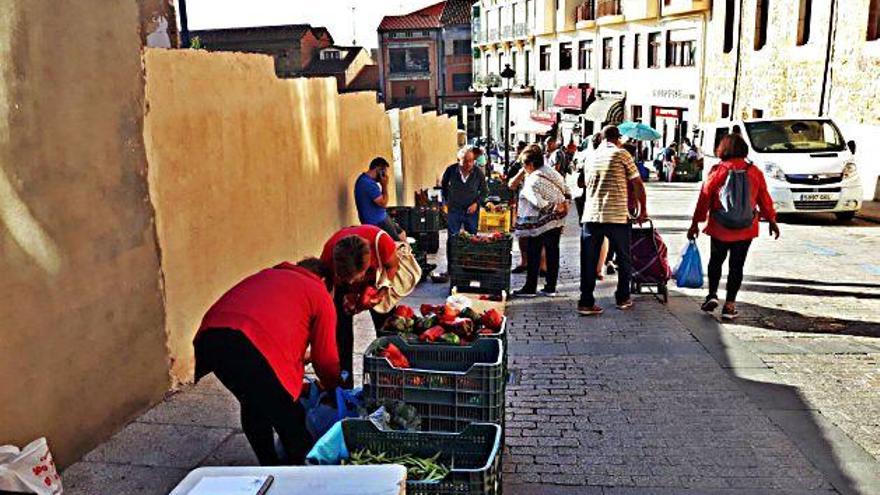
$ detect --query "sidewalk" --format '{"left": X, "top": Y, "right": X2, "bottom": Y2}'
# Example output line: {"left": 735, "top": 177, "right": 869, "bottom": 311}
{"left": 858, "top": 201, "right": 880, "bottom": 223}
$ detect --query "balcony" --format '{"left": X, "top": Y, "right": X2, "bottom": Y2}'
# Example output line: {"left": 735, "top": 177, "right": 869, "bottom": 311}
{"left": 488, "top": 28, "right": 499, "bottom": 42}
{"left": 575, "top": 1, "right": 596, "bottom": 29}
{"left": 596, "top": 0, "right": 624, "bottom": 25}
{"left": 390, "top": 97, "right": 432, "bottom": 108}
{"left": 501, "top": 24, "right": 512, "bottom": 39}
{"left": 472, "top": 31, "right": 484, "bottom": 44}
{"left": 514, "top": 22, "right": 528, "bottom": 38}
{"left": 473, "top": 73, "right": 502, "bottom": 89}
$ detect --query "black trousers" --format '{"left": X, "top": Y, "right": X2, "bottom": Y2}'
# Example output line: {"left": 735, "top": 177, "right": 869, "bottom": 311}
{"left": 523, "top": 227, "right": 562, "bottom": 292}
{"left": 707, "top": 237, "right": 752, "bottom": 303}
{"left": 194, "top": 329, "right": 310, "bottom": 466}
{"left": 580, "top": 222, "right": 632, "bottom": 307}
{"left": 333, "top": 289, "right": 392, "bottom": 389}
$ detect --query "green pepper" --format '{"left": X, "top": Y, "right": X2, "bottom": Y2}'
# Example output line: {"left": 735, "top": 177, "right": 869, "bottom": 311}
{"left": 441, "top": 333, "right": 461, "bottom": 345}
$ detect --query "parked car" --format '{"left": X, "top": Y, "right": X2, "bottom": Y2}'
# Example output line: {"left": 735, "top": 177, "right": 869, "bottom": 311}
{"left": 697, "top": 117, "right": 862, "bottom": 221}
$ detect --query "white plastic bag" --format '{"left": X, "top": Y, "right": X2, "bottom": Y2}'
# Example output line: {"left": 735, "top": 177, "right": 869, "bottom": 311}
{"left": 0, "top": 438, "right": 63, "bottom": 494}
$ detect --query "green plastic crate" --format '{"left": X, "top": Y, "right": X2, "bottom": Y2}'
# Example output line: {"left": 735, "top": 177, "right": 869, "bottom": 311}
{"left": 364, "top": 336, "right": 505, "bottom": 432}
{"left": 341, "top": 419, "right": 502, "bottom": 495}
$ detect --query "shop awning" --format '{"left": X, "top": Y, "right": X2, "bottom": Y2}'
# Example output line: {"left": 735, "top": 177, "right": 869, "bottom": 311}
{"left": 514, "top": 118, "right": 554, "bottom": 135}
{"left": 584, "top": 97, "right": 625, "bottom": 125}
{"left": 552, "top": 86, "right": 585, "bottom": 110}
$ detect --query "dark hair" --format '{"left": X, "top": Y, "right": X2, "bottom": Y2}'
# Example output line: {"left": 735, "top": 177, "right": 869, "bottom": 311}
{"left": 591, "top": 133, "right": 603, "bottom": 149}
{"left": 369, "top": 157, "right": 389, "bottom": 170}
{"left": 332, "top": 235, "right": 370, "bottom": 282}
{"left": 520, "top": 144, "right": 545, "bottom": 169}
{"left": 716, "top": 133, "right": 749, "bottom": 160}
{"left": 516, "top": 141, "right": 527, "bottom": 152}
{"left": 297, "top": 257, "right": 332, "bottom": 290}
{"left": 602, "top": 125, "right": 621, "bottom": 142}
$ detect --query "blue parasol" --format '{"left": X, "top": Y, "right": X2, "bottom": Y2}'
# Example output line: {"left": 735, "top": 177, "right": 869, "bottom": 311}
{"left": 618, "top": 121, "right": 661, "bottom": 141}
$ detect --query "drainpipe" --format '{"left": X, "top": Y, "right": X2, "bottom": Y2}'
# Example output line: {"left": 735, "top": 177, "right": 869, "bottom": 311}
{"left": 818, "top": 0, "right": 837, "bottom": 116}
{"left": 729, "top": 0, "right": 744, "bottom": 120}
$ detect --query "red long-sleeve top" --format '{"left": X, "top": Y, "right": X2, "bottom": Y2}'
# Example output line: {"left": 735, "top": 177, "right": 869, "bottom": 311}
{"left": 195, "top": 263, "right": 340, "bottom": 400}
{"left": 693, "top": 159, "right": 777, "bottom": 242}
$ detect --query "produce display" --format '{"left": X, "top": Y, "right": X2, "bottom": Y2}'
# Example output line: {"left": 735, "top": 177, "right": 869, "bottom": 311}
{"left": 378, "top": 342, "right": 410, "bottom": 368}
{"left": 456, "top": 231, "right": 511, "bottom": 244}
{"left": 344, "top": 450, "right": 450, "bottom": 482}
{"left": 381, "top": 304, "right": 504, "bottom": 345}
{"left": 360, "top": 398, "right": 421, "bottom": 431}
{"left": 483, "top": 202, "right": 509, "bottom": 213}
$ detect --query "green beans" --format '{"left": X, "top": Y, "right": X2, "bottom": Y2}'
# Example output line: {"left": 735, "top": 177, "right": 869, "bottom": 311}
{"left": 344, "top": 449, "right": 450, "bottom": 482}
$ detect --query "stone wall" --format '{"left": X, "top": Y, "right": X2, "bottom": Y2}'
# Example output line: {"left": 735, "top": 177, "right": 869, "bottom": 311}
{"left": 0, "top": 0, "right": 169, "bottom": 466}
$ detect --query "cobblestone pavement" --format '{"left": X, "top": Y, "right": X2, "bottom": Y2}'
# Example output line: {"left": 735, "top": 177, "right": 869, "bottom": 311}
{"left": 503, "top": 182, "right": 880, "bottom": 495}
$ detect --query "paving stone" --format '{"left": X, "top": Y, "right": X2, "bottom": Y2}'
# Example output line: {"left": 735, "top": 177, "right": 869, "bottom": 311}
{"left": 198, "top": 433, "right": 259, "bottom": 467}
{"left": 62, "top": 462, "right": 187, "bottom": 495}
{"left": 83, "top": 422, "right": 232, "bottom": 468}
{"left": 138, "top": 389, "right": 241, "bottom": 429}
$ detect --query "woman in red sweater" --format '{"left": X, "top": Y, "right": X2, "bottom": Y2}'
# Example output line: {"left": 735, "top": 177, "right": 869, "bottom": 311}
{"left": 687, "top": 133, "right": 781, "bottom": 320}
{"left": 193, "top": 258, "right": 341, "bottom": 466}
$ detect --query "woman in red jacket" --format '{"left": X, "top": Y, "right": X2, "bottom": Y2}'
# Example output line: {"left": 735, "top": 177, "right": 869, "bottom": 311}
{"left": 193, "top": 258, "right": 341, "bottom": 466}
{"left": 687, "top": 133, "right": 781, "bottom": 320}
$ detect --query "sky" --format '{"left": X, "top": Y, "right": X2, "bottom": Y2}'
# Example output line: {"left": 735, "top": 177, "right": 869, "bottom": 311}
{"left": 180, "top": 0, "right": 442, "bottom": 49}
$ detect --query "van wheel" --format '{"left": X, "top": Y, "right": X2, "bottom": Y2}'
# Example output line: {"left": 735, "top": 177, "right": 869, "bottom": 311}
{"left": 835, "top": 211, "right": 856, "bottom": 222}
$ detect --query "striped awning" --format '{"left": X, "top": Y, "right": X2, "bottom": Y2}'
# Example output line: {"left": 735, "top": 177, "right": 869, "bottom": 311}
{"left": 584, "top": 97, "right": 625, "bottom": 125}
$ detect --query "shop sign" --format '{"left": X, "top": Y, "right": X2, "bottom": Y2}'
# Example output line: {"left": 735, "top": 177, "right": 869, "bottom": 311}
{"left": 559, "top": 113, "right": 580, "bottom": 124}
{"left": 652, "top": 89, "right": 696, "bottom": 100}
{"left": 654, "top": 108, "right": 681, "bottom": 118}
{"left": 444, "top": 103, "right": 460, "bottom": 110}
{"left": 529, "top": 110, "right": 557, "bottom": 124}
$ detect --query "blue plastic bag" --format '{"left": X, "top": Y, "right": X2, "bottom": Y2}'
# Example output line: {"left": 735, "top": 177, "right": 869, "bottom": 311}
{"left": 305, "top": 421, "right": 349, "bottom": 465}
{"left": 674, "top": 240, "right": 704, "bottom": 288}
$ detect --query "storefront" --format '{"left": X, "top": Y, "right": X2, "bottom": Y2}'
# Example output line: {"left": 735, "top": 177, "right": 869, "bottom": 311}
{"left": 551, "top": 85, "right": 593, "bottom": 146}
{"left": 651, "top": 106, "right": 691, "bottom": 149}
{"left": 584, "top": 90, "right": 625, "bottom": 135}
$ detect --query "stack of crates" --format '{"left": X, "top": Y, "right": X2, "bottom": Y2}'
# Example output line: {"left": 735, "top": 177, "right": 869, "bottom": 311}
{"left": 486, "top": 178, "right": 513, "bottom": 204}
{"left": 387, "top": 205, "right": 441, "bottom": 273}
{"left": 448, "top": 235, "right": 513, "bottom": 296}
{"left": 478, "top": 208, "right": 512, "bottom": 234}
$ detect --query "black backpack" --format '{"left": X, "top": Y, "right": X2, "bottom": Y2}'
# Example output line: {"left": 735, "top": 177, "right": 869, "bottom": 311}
{"left": 712, "top": 164, "right": 756, "bottom": 229}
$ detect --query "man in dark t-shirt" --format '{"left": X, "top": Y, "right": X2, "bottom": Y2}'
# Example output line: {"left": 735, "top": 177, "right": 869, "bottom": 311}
{"left": 354, "top": 157, "right": 405, "bottom": 241}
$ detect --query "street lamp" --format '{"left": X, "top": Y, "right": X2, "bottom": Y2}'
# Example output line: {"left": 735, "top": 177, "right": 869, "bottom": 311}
{"left": 500, "top": 64, "right": 516, "bottom": 170}
{"left": 483, "top": 86, "right": 495, "bottom": 146}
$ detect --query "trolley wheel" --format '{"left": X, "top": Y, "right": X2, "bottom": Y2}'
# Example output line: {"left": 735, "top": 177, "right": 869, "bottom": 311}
{"left": 659, "top": 283, "right": 669, "bottom": 304}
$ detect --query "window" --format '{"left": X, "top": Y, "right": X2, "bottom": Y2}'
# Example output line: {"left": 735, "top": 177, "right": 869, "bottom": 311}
{"left": 634, "top": 34, "right": 641, "bottom": 68}
{"left": 618, "top": 35, "right": 625, "bottom": 69}
{"left": 868, "top": 0, "right": 880, "bottom": 41}
{"left": 539, "top": 45, "right": 551, "bottom": 70}
{"left": 453, "top": 39, "right": 471, "bottom": 55}
{"left": 744, "top": 119, "right": 847, "bottom": 153}
{"left": 525, "top": 49, "right": 531, "bottom": 81}
{"left": 755, "top": 0, "right": 769, "bottom": 50}
{"left": 752, "top": 108, "right": 764, "bottom": 118}
{"left": 723, "top": 0, "right": 735, "bottom": 53}
{"left": 452, "top": 73, "right": 472, "bottom": 92}
{"left": 559, "top": 42, "right": 573, "bottom": 70}
{"left": 602, "top": 37, "right": 613, "bottom": 69}
{"left": 721, "top": 103, "right": 730, "bottom": 118}
{"left": 485, "top": 54, "right": 492, "bottom": 74}
{"left": 389, "top": 47, "right": 430, "bottom": 73}
{"left": 405, "top": 85, "right": 416, "bottom": 97}
{"left": 713, "top": 127, "right": 730, "bottom": 155}
{"left": 667, "top": 30, "right": 696, "bottom": 67}
{"left": 648, "top": 32, "right": 661, "bottom": 68}
{"left": 322, "top": 50, "right": 341, "bottom": 60}
{"left": 512, "top": 51, "right": 518, "bottom": 77}
{"left": 796, "top": 0, "right": 812, "bottom": 45}
{"left": 631, "top": 105, "right": 643, "bottom": 122}
{"left": 578, "top": 40, "right": 593, "bottom": 69}
{"left": 498, "top": 55, "right": 503, "bottom": 74}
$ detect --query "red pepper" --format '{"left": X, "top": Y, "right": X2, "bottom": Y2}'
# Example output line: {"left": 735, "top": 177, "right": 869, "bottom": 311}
{"left": 381, "top": 343, "right": 410, "bottom": 368}
{"left": 420, "top": 304, "right": 444, "bottom": 316}
{"left": 394, "top": 305, "right": 415, "bottom": 319}
{"left": 419, "top": 326, "right": 446, "bottom": 343}
{"left": 480, "top": 309, "right": 504, "bottom": 331}
{"left": 358, "top": 286, "right": 381, "bottom": 310}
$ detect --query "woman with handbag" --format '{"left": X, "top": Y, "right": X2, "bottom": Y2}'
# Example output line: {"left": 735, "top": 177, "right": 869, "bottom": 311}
{"left": 512, "top": 144, "right": 572, "bottom": 298}
{"left": 320, "top": 225, "right": 420, "bottom": 387}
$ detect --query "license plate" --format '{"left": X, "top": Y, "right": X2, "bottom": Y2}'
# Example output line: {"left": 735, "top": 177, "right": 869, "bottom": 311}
{"left": 797, "top": 193, "right": 837, "bottom": 201}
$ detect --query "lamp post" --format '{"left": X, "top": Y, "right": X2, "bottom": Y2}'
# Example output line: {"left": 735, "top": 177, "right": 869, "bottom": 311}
{"left": 500, "top": 64, "right": 516, "bottom": 169}
{"left": 483, "top": 86, "right": 494, "bottom": 146}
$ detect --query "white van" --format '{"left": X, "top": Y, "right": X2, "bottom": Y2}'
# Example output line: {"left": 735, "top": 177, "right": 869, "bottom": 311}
{"left": 698, "top": 118, "right": 863, "bottom": 221}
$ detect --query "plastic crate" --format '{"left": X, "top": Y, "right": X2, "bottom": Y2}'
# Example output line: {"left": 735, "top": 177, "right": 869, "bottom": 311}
{"left": 364, "top": 336, "right": 505, "bottom": 432}
{"left": 449, "top": 236, "right": 513, "bottom": 271}
{"left": 478, "top": 209, "right": 512, "bottom": 233}
{"left": 387, "top": 207, "right": 412, "bottom": 232}
{"left": 376, "top": 317, "right": 507, "bottom": 348}
{"left": 414, "top": 231, "right": 440, "bottom": 254}
{"left": 449, "top": 267, "right": 511, "bottom": 296}
{"left": 341, "top": 419, "right": 502, "bottom": 495}
{"left": 487, "top": 178, "right": 513, "bottom": 202}
{"left": 410, "top": 205, "right": 441, "bottom": 233}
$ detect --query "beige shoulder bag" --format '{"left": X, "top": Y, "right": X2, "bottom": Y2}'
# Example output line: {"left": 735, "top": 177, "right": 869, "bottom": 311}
{"left": 373, "top": 233, "right": 422, "bottom": 314}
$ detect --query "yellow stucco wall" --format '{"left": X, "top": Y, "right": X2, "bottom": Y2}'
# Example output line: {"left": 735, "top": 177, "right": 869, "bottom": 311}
{"left": 142, "top": 49, "right": 400, "bottom": 383}
{"left": 0, "top": 1, "right": 170, "bottom": 466}
{"left": 398, "top": 107, "right": 459, "bottom": 206}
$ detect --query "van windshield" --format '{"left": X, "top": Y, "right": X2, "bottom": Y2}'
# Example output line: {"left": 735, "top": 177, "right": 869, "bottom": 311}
{"left": 744, "top": 120, "right": 846, "bottom": 153}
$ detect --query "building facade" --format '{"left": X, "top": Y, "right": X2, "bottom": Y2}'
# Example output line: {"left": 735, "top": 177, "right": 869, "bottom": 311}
{"left": 378, "top": 1, "right": 479, "bottom": 135}
{"left": 191, "top": 25, "right": 333, "bottom": 78}
{"left": 702, "top": 0, "right": 880, "bottom": 198}
{"left": 473, "top": 0, "right": 710, "bottom": 150}
{"left": 300, "top": 45, "right": 379, "bottom": 93}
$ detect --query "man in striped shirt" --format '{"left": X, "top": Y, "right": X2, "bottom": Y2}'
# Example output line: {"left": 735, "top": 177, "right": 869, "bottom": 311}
{"left": 578, "top": 125, "right": 648, "bottom": 316}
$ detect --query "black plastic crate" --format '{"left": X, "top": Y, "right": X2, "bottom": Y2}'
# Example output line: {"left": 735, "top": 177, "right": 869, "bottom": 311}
{"left": 341, "top": 419, "right": 502, "bottom": 495}
{"left": 449, "top": 266, "right": 511, "bottom": 295}
{"left": 411, "top": 205, "right": 441, "bottom": 233}
{"left": 414, "top": 231, "right": 440, "bottom": 254}
{"left": 387, "top": 206, "right": 412, "bottom": 232}
{"left": 376, "top": 317, "right": 507, "bottom": 348}
{"left": 364, "top": 336, "right": 505, "bottom": 432}
{"left": 487, "top": 178, "right": 513, "bottom": 203}
{"left": 449, "top": 236, "right": 513, "bottom": 271}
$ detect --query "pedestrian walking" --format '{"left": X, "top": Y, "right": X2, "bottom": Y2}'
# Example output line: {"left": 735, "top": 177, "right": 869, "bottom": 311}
{"left": 193, "top": 258, "right": 341, "bottom": 465}
{"left": 663, "top": 142, "right": 678, "bottom": 182}
{"left": 320, "top": 225, "right": 399, "bottom": 388}
{"left": 544, "top": 136, "right": 571, "bottom": 176}
{"left": 441, "top": 145, "right": 488, "bottom": 237}
{"left": 578, "top": 125, "right": 648, "bottom": 316}
{"left": 354, "top": 157, "right": 406, "bottom": 241}
{"left": 512, "top": 144, "right": 571, "bottom": 298}
{"left": 687, "top": 133, "right": 780, "bottom": 320}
